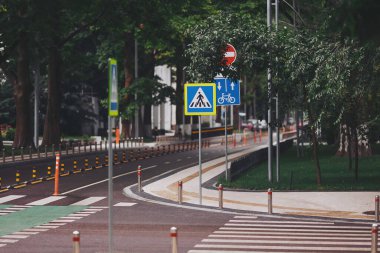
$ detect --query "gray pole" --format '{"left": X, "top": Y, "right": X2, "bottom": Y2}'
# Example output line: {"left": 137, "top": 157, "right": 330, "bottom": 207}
{"left": 134, "top": 39, "right": 139, "bottom": 138}
{"left": 224, "top": 106, "right": 229, "bottom": 181}
{"left": 275, "top": 97, "right": 280, "bottom": 182}
{"left": 34, "top": 65, "right": 40, "bottom": 147}
{"left": 267, "top": 0, "right": 273, "bottom": 182}
{"left": 198, "top": 116, "right": 202, "bottom": 205}
{"left": 108, "top": 116, "right": 113, "bottom": 253}
{"left": 275, "top": 0, "right": 280, "bottom": 182}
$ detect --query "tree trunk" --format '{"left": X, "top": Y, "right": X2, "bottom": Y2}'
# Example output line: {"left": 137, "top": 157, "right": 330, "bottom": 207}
{"left": 42, "top": 45, "right": 61, "bottom": 146}
{"left": 13, "top": 30, "right": 34, "bottom": 148}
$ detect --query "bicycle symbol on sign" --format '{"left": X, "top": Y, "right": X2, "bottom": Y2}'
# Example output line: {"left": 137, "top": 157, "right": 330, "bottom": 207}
{"left": 218, "top": 93, "right": 235, "bottom": 104}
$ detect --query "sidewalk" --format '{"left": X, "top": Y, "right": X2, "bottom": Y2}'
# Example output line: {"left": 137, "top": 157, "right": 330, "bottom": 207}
{"left": 137, "top": 145, "right": 378, "bottom": 221}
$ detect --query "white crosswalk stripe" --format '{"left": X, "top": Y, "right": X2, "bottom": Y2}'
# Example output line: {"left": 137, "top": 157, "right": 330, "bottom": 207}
{"left": 188, "top": 215, "right": 376, "bottom": 253}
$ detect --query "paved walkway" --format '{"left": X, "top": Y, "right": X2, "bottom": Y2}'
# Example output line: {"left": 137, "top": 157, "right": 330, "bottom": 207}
{"left": 142, "top": 145, "right": 379, "bottom": 221}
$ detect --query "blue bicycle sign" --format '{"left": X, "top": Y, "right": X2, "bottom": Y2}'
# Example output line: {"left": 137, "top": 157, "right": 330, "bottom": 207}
{"left": 214, "top": 77, "right": 240, "bottom": 106}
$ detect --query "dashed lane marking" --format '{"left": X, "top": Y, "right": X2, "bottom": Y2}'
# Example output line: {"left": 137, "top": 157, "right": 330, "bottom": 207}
{"left": 27, "top": 196, "right": 66, "bottom": 206}
{"left": 0, "top": 195, "right": 25, "bottom": 204}
{"left": 70, "top": 197, "right": 106, "bottom": 206}
{"left": 114, "top": 202, "right": 137, "bottom": 207}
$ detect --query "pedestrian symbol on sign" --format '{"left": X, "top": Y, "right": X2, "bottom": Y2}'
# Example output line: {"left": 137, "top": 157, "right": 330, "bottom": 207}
{"left": 189, "top": 88, "right": 211, "bottom": 108}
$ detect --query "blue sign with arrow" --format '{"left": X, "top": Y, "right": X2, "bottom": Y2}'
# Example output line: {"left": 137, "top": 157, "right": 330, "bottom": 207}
{"left": 214, "top": 77, "right": 240, "bottom": 106}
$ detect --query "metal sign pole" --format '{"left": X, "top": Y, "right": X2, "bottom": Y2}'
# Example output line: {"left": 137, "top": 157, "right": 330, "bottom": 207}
{"left": 224, "top": 106, "right": 228, "bottom": 181}
{"left": 107, "top": 58, "right": 118, "bottom": 253}
{"left": 198, "top": 115, "right": 202, "bottom": 205}
{"left": 108, "top": 116, "right": 113, "bottom": 253}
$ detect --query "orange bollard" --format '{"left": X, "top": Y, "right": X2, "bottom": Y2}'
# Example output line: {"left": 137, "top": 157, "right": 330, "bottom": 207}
{"left": 115, "top": 128, "right": 120, "bottom": 145}
{"left": 53, "top": 153, "right": 60, "bottom": 196}
{"left": 259, "top": 129, "right": 262, "bottom": 143}
{"left": 253, "top": 130, "right": 257, "bottom": 143}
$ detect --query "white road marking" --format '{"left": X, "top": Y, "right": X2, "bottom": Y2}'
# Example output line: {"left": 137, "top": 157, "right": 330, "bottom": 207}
{"left": 68, "top": 213, "right": 90, "bottom": 217}
{"left": 189, "top": 250, "right": 290, "bottom": 253}
{"left": 0, "top": 244, "right": 6, "bottom": 247}
{"left": 70, "top": 197, "right": 106, "bottom": 206}
{"left": 114, "top": 202, "right": 137, "bottom": 207}
{"left": 51, "top": 219, "right": 75, "bottom": 223}
{"left": 194, "top": 244, "right": 370, "bottom": 251}
{"left": 219, "top": 227, "right": 369, "bottom": 233}
{"left": 27, "top": 196, "right": 66, "bottom": 206}
{"left": 202, "top": 238, "right": 373, "bottom": 245}
{"left": 23, "top": 228, "right": 48, "bottom": 232}
{"left": 1, "top": 235, "right": 29, "bottom": 239}
{"left": 13, "top": 231, "right": 39, "bottom": 235}
{"left": 233, "top": 216, "right": 257, "bottom": 219}
{"left": 0, "top": 195, "right": 25, "bottom": 204}
{"left": 228, "top": 220, "right": 333, "bottom": 224}
{"left": 61, "top": 216, "right": 82, "bottom": 220}
{"left": 213, "top": 230, "right": 370, "bottom": 237}
{"left": 209, "top": 234, "right": 372, "bottom": 240}
{"left": 34, "top": 225, "right": 59, "bottom": 229}
{"left": 60, "top": 165, "right": 157, "bottom": 195}
{"left": 45, "top": 223, "right": 66, "bottom": 226}
{"left": 224, "top": 223, "right": 369, "bottom": 230}
{"left": 0, "top": 239, "right": 18, "bottom": 243}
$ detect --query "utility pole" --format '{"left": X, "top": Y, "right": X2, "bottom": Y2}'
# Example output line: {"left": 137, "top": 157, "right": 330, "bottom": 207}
{"left": 267, "top": 0, "right": 273, "bottom": 183}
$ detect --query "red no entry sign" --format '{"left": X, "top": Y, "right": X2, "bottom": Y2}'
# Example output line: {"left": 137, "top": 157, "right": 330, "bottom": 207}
{"left": 223, "top": 43, "right": 237, "bottom": 66}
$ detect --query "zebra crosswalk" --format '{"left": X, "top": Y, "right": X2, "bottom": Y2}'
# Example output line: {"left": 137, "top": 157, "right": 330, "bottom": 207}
{"left": 188, "top": 215, "right": 377, "bottom": 253}
{"left": 0, "top": 194, "right": 137, "bottom": 207}
{"left": 0, "top": 194, "right": 137, "bottom": 249}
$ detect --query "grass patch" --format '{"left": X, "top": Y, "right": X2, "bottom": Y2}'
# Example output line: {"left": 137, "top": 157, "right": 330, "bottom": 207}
{"left": 219, "top": 144, "right": 380, "bottom": 191}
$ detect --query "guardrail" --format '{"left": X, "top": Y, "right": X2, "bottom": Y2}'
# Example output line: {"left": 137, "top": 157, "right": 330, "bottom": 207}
{"left": 0, "top": 140, "right": 211, "bottom": 192}
{"left": 0, "top": 138, "right": 144, "bottom": 164}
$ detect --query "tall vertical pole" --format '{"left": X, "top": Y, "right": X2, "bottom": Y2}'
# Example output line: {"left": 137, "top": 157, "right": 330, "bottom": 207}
{"left": 34, "top": 64, "right": 40, "bottom": 147}
{"left": 267, "top": 0, "right": 273, "bottom": 182}
{"left": 134, "top": 39, "right": 139, "bottom": 138}
{"left": 275, "top": 0, "right": 280, "bottom": 183}
{"left": 198, "top": 116, "right": 202, "bottom": 205}
{"left": 224, "top": 106, "right": 229, "bottom": 181}
{"left": 275, "top": 97, "right": 280, "bottom": 182}
{"left": 108, "top": 116, "right": 113, "bottom": 253}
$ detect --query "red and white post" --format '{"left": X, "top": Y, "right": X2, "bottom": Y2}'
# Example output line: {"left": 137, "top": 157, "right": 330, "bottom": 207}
{"left": 218, "top": 184, "right": 223, "bottom": 209}
{"left": 371, "top": 224, "right": 378, "bottom": 253}
{"left": 137, "top": 165, "right": 142, "bottom": 192}
{"left": 53, "top": 153, "right": 60, "bottom": 196}
{"left": 72, "top": 230, "right": 80, "bottom": 253}
{"left": 375, "top": 195, "right": 379, "bottom": 222}
{"left": 170, "top": 227, "right": 178, "bottom": 253}
{"left": 268, "top": 188, "right": 273, "bottom": 214}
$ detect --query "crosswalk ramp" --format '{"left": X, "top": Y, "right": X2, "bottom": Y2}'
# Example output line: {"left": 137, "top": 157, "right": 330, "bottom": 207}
{"left": 188, "top": 215, "right": 377, "bottom": 253}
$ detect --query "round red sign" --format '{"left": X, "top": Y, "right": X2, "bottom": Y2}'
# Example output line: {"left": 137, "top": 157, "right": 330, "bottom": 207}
{"left": 223, "top": 43, "right": 237, "bottom": 66}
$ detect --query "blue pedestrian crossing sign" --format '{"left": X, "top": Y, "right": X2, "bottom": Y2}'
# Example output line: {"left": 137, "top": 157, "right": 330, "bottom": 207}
{"left": 214, "top": 77, "right": 240, "bottom": 106}
{"left": 184, "top": 83, "right": 216, "bottom": 116}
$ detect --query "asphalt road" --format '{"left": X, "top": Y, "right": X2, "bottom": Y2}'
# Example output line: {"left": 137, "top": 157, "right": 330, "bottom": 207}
{"left": 0, "top": 139, "right": 375, "bottom": 253}
{"left": 0, "top": 143, "right": 238, "bottom": 252}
